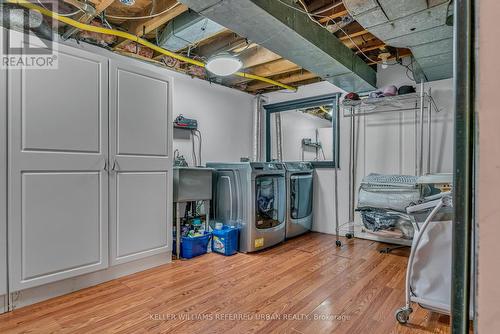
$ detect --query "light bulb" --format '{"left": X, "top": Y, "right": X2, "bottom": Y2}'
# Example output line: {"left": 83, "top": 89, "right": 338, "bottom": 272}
{"left": 206, "top": 53, "right": 243, "bottom": 76}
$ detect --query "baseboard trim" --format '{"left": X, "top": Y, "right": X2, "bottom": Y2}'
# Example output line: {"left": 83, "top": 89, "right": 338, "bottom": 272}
{"left": 10, "top": 252, "right": 171, "bottom": 310}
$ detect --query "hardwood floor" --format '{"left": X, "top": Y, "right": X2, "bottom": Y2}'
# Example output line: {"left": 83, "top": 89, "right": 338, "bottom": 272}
{"left": 0, "top": 233, "right": 454, "bottom": 334}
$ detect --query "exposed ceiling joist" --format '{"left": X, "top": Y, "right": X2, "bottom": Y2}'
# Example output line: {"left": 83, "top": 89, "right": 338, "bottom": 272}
{"left": 228, "top": 58, "right": 300, "bottom": 85}
{"left": 178, "top": 0, "right": 376, "bottom": 91}
{"left": 89, "top": 0, "right": 115, "bottom": 13}
{"left": 62, "top": 0, "right": 115, "bottom": 39}
{"left": 194, "top": 33, "right": 247, "bottom": 57}
{"left": 247, "top": 70, "right": 317, "bottom": 91}
{"left": 245, "top": 58, "right": 300, "bottom": 78}
{"left": 114, "top": 1, "right": 188, "bottom": 49}
{"left": 318, "top": 9, "right": 348, "bottom": 23}
{"left": 239, "top": 46, "right": 282, "bottom": 68}
{"left": 307, "top": 0, "right": 343, "bottom": 13}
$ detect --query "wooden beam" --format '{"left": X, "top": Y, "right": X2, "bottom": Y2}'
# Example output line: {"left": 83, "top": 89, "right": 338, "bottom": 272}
{"left": 341, "top": 33, "right": 376, "bottom": 49}
{"left": 229, "top": 58, "right": 300, "bottom": 85}
{"left": 308, "top": 0, "right": 343, "bottom": 13}
{"left": 339, "top": 29, "right": 369, "bottom": 41}
{"left": 114, "top": 1, "right": 188, "bottom": 49}
{"left": 247, "top": 70, "right": 317, "bottom": 91}
{"left": 194, "top": 33, "right": 246, "bottom": 57}
{"left": 61, "top": 0, "right": 115, "bottom": 39}
{"left": 240, "top": 46, "right": 282, "bottom": 68}
{"left": 83, "top": 0, "right": 114, "bottom": 13}
{"left": 246, "top": 59, "right": 300, "bottom": 78}
{"left": 355, "top": 42, "right": 386, "bottom": 54}
{"left": 318, "top": 9, "right": 348, "bottom": 24}
{"left": 94, "top": 0, "right": 115, "bottom": 13}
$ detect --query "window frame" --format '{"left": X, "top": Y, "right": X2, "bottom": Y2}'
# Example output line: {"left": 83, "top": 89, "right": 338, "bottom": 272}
{"left": 263, "top": 93, "right": 341, "bottom": 168}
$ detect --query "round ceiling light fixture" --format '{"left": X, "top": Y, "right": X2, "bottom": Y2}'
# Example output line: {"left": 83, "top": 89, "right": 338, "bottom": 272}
{"left": 205, "top": 53, "right": 243, "bottom": 76}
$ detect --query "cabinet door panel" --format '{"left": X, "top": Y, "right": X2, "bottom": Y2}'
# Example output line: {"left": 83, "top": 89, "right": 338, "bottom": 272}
{"left": 8, "top": 43, "right": 109, "bottom": 291}
{"left": 0, "top": 52, "right": 7, "bottom": 308}
{"left": 21, "top": 172, "right": 102, "bottom": 280}
{"left": 109, "top": 59, "right": 172, "bottom": 265}
{"left": 116, "top": 172, "right": 168, "bottom": 259}
{"left": 116, "top": 70, "right": 169, "bottom": 157}
{"left": 22, "top": 52, "right": 101, "bottom": 153}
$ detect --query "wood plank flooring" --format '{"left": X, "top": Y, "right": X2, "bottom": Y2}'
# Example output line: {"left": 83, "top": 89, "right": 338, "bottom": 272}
{"left": 0, "top": 233, "right": 455, "bottom": 334}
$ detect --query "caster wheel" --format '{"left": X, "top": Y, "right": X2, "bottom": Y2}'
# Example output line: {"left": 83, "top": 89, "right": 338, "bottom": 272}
{"left": 395, "top": 307, "right": 412, "bottom": 324}
{"left": 345, "top": 233, "right": 353, "bottom": 239}
{"left": 336, "top": 240, "right": 342, "bottom": 247}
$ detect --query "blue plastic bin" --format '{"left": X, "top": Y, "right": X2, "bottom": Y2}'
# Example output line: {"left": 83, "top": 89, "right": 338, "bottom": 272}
{"left": 212, "top": 226, "right": 239, "bottom": 256}
{"left": 174, "top": 232, "right": 212, "bottom": 259}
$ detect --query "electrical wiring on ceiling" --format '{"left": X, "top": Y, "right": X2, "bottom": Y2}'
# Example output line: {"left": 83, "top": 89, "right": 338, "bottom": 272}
{"left": 36, "top": 0, "right": 81, "bottom": 17}
{"left": 312, "top": 1, "right": 344, "bottom": 15}
{"left": 7, "top": 0, "right": 297, "bottom": 91}
{"left": 105, "top": 2, "right": 180, "bottom": 20}
{"left": 276, "top": 0, "right": 400, "bottom": 66}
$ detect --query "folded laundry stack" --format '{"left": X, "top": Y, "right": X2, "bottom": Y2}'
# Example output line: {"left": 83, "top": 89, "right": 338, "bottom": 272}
{"left": 357, "top": 173, "right": 431, "bottom": 239}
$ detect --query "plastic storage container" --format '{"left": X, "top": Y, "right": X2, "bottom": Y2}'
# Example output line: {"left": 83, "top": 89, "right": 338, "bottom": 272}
{"left": 174, "top": 232, "right": 212, "bottom": 259}
{"left": 212, "top": 225, "right": 240, "bottom": 256}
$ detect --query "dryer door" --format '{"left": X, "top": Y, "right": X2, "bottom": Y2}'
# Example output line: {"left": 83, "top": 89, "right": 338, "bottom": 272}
{"left": 290, "top": 174, "right": 313, "bottom": 220}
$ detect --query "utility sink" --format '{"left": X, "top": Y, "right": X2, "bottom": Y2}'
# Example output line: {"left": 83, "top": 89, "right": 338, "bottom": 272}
{"left": 173, "top": 167, "right": 214, "bottom": 202}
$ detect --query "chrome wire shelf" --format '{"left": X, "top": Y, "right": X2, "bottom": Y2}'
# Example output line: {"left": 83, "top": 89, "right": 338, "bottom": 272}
{"left": 342, "top": 92, "right": 436, "bottom": 117}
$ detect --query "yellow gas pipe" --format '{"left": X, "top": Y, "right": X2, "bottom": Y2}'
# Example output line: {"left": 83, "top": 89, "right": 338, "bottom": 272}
{"left": 6, "top": 0, "right": 297, "bottom": 92}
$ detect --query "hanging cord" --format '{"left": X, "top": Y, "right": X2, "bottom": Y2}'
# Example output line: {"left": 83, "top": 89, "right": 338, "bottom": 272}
{"left": 36, "top": 0, "right": 81, "bottom": 16}
{"left": 190, "top": 130, "right": 198, "bottom": 166}
{"left": 191, "top": 130, "right": 202, "bottom": 166}
{"left": 194, "top": 129, "right": 203, "bottom": 166}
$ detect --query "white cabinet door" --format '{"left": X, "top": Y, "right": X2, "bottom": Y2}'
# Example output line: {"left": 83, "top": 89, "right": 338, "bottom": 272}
{"left": 8, "top": 44, "right": 109, "bottom": 291}
{"left": 0, "top": 56, "right": 7, "bottom": 310}
{"left": 109, "top": 59, "right": 172, "bottom": 265}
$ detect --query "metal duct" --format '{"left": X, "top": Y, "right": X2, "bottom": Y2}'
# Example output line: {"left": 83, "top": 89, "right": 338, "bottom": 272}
{"left": 343, "top": 0, "right": 453, "bottom": 81}
{"left": 158, "top": 10, "right": 226, "bottom": 52}
{"left": 178, "top": 0, "right": 376, "bottom": 92}
{"left": 0, "top": 4, "right": 53, "bottom": 41}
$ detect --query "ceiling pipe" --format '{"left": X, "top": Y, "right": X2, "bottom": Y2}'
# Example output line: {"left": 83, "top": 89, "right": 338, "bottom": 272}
{"left": 6, "top": 0, "right": 297, "bottom": 92}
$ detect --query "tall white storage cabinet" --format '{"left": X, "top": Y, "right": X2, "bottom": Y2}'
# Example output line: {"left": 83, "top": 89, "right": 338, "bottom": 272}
{"left": 4, "top": 33, "right": 173, "bottom": 307}
{"left": 7, "top": 44, "right": 110, "bottom": 291}
{"left": 109, "top": 60, "right": 173, "bottom": 265}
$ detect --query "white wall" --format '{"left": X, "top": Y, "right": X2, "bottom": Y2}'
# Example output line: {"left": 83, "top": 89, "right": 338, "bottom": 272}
{"left": 171, "top": 75, "right": 254, "bottom": 166}
{"left": 264, "top": 63, "right": 454, "bottom": 235}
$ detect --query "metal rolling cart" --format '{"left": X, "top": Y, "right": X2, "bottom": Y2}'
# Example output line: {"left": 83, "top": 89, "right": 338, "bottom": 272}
{"left": 338, "top": 82, "right": 440, "bottom": 246}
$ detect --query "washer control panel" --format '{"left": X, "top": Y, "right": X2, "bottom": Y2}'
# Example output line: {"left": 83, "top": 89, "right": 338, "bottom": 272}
{"left": 284, "top": 162, "right": 314, "bottom": 172}
{"left": 251, "top": 162, "right": 285, "bottom": 171}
